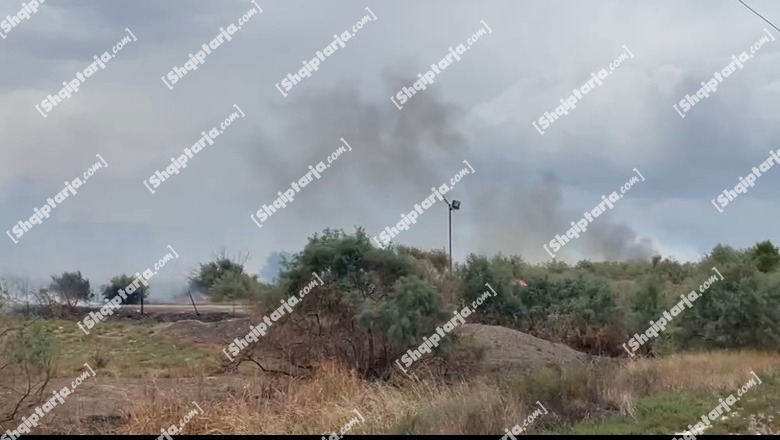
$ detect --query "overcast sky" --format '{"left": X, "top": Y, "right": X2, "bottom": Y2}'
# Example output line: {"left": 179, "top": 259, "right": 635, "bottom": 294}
{"left": 2, "top": 0, "right": 779, "bottom": 299}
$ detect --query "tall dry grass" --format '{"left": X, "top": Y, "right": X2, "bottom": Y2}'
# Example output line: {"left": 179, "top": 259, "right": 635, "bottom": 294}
{"left": 605, "top": 350, "right": 780, "bottom": 417}
{"left": 118, "top": 350, "right": 780, "bottom": 435}
{"left": 119, "top": 361, "right": 533, "bottom": 435}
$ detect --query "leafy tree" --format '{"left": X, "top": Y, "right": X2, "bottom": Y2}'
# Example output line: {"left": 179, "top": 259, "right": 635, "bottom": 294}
{"left": 101, "top": 274, "right": 149, "bottom": 310}
{"left": 545, "top": 258, "right": 570, "bottom": 274}
{"left": 674, "top": 263, "right": 780, "bottom": 350}
{"left": 576, "top": 259, "right": 594, "bottom": 270}
{"left": 626, "top": 276, "right": 667, "bottom": 353}
{"left": 704, "top": 243, "right": 747, "bottom": 267}
{"left": 459, "top": 254, "right": 524, "bottom": 327}
{"left": 260, "top": 228, "right": 446, "bottom": 377}
{"left": 460, "top": 253, "right": 621, "bottom": 355}
{"left": 189, "top": 251, "right": 249, "bottom": 298}
{"left": 654, "top": 257, "right": 691, "bottom": 285}
{"left": 627, "top": 277, "right": 665, "bottom": 328}
{"left": 397, "top": 246, "right": 450, "bottom": 276}
{"left": 358, "top": 275, "right": 451, "bottom": 370}
{"left": 209, "top": 271, "right": 265, "bottom": 314}
{"left": 49, "top": 271, "right": 92, "bottom": 309}
{"left": 750, "top": 240, "right": 780, "bottom": 273}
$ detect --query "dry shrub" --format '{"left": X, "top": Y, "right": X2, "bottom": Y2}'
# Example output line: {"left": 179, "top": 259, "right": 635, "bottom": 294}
{"left": 497, "top": 363, "right": 609, "bottom": 430}
{"left": 90, "top": 348, "right": 111, "bottom": 369}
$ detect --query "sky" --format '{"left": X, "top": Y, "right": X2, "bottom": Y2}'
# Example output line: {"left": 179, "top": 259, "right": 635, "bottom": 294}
{"left": 1, "top": 0, "right": 779, "bottom": 300}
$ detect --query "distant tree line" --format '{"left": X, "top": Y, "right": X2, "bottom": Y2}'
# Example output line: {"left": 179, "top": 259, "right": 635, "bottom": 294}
{"left": 3, "top": 229, "right": 779, "bottom": 378}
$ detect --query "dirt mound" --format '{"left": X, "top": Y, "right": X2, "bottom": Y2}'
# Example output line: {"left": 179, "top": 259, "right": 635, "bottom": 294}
{"left": 453, "top": 323, "right": 599, "bottom": 373}
{"left": 163, "top": 320, "right": 605, "bottom": 376}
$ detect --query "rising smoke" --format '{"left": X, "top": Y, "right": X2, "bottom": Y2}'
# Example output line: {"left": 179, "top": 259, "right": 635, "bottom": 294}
{"left": 246, "top": 74, "right": 656, "bottom": 263}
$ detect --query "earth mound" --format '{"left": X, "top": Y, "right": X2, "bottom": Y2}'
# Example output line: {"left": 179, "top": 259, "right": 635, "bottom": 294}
{"left": 452, "top": 323, "right": 602, "bottom": 373}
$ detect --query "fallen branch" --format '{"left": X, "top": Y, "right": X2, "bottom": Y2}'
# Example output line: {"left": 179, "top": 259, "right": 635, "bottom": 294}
{"left": 240, "top": 354, "right": 296, "bottom": 377}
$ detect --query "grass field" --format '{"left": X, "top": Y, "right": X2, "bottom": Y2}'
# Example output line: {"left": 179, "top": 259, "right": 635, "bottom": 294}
{"left": 2, "top": 317, "right": 779, "bottom": 435}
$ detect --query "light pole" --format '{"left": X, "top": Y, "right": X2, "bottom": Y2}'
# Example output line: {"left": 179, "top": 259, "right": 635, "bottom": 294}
{"left": 442, "top": 196, "right": 461, "bottom": 274}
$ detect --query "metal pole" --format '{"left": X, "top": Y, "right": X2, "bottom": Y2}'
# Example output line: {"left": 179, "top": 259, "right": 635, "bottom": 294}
{"left": 448, "top": 205, "right": 453, "bottom": 274}
{"left": 187, "top": 287, "right": 200, "bottom": 316}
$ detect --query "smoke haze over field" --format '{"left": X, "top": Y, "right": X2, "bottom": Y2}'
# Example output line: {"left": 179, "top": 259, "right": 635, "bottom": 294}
{"left": 2, "top": 0, "right": 780, "bottom": 298}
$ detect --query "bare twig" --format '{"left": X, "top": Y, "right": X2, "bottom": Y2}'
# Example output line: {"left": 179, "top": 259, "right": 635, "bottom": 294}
{"left": 240, "top": 354, "right": 297, "bottom": 377}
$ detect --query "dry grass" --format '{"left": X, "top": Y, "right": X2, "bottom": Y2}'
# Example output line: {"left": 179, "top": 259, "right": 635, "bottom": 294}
{"left": 647, "top": 350, "right": 780, "bottom": 390}
{"left": 626, "top": 350, "right": 780, "bottom": 392}
{"left": 5, "top": 313, "right": 777, "bottom": 436}
{"left": 115, "top": 350, "right": 780, "bottom": 435}
{"left": 118, "top": 361, "right": 534, "bottom": 435}
{"left": 604, "top": 350, "right": 780, "bottom": 417}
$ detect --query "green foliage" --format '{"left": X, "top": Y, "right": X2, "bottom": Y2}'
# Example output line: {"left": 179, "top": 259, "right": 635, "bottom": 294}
{"left": 461, "top": 255, "right": 616, "bottom": 332}
{"left": 704, "top": 243, "right": 748, "bottom": 267}
{"left": 653, "top": 258, "right": 693, "bottom": 284}
{"left": 626, "top": 276, "right": 667, "bottom": 353}
{"left": 187, "top": 251, "right": 262, "bottom": 304}
{"left": 527, "top": 274, "right": 617, "bottom": 341}
{"left": 460, "top": 254, "right": 622, "bottom": 355}
{"left": 101, "top": 274, "right": 149, "bottom": 305}
{"left": 674, "top": 263, "right": 780, "bottom": 350}
{"left": 581, "top": 261, "right": 652, "bottom": 280}
{"left": 190, "top": 255, "right": 246, "bottom": 293}
{"left": 49, "top": 271, "right": 92, "bottom": 307}
{"left": 397, "top": 246, "right": 449, "bottom": 274}
{"left": 13, "top": 320, "right": 57, "bottom": 373}
{"left": 209, "top": 271, "right": 263, "bottom": 303}
{"left": 750, "top": 240, "right": 780, "bottom": 273}
{"left": 576, "top": 259, "right": 594, "bottom": 270}
{"left": 264, "top": 228, "right": 455, "bottom": 376}
{"left": 361, "top": 275, "right": 450, "bottom": 349}
{"left": 545, "top": 259, "right": 570, "bottom": 273}
{"left": 458, "top": 253, "right": 525, "bottom": 326}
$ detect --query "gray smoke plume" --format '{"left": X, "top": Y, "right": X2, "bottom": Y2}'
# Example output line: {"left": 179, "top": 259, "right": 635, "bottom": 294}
{"left": 246, "top": 74, "right": 656, "bottom": 262}
{"left": 262, "top": 73, "right": 467, "bottom": 191}
{"left": 582, "top": 221, "right": 656, "bottom": 261}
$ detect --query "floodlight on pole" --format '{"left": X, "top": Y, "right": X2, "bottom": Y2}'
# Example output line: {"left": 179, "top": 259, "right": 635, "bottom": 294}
{"left": 442, "top": 196, "right": 461, "bottom": 274}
